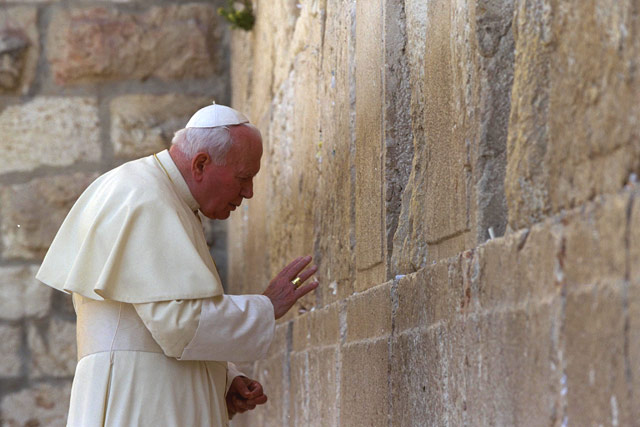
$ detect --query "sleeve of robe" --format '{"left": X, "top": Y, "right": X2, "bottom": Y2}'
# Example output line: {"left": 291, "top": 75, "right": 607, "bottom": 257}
{"left": 133, "top": 295, "right": 275, "bottom": 363}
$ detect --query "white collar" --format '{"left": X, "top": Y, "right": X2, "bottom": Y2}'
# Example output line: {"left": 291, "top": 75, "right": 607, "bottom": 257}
{"left": 154, "top": 150, "right": 200, "bottom": 212}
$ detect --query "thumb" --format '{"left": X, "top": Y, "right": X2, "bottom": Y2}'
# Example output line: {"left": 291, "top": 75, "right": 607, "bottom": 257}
{"left": 234, "top": 377, "right": 251, "bottom": 398}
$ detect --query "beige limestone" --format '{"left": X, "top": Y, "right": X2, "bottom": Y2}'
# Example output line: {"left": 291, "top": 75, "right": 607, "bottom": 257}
{"left": 463, "top": 301, "right": 562, "bottom": 425}
{"left": 110, "top": 94, "right": 212, "bottom": 159}
{"left": 0, "top": 382, "right": 72, "bottom": 427}
{"left": 0, "top": 265, "right": 51, "bottom": 320}
{"left": 28, "top": 317, "right": 76, "bottom": 378}
{"left": 48, "top": 5, "right": 221, "bottom": 85}
{"left": 341, "top": 339, "right": 389, "bottom": 427}
{"left": 307, "top": 347, "right": 338, "bottom": 426}
{"left": 562, "top": 193, "right": 629, "bottom": 287}
{"left": 507, "top": 0, "right": 640, "bottom": 229}
{"left": 312, "top": 0, "right": 356, "bottom": 306}
{"left": 475, "top": 224, "right": 561, "bottom": 309}
{"left": 0, "top": 7, "right": 39, "bottom": 95}
{"left": 0, "top": 173, "right": 97, "bottom": 260}
{"left": 289, "top": 351, "right": 308, "bottom": 425}
{"left": 564, "top": 282, "right": 632, "bottom": 425}
{"left": 0, "top": 324, "right": 22, "bottom": 377}
{"left": 354, "top": 0, "right": 385, "bottom": 288}
{"left": 292, "top": 302, "right": 340, "bottom": 351}
{"left": 227, "top": 1, "right": 640, "bottom": 425}
{"left": 345, "top": 281, "right": 391, "bottom": 342}
{"left": 0, "top": 97, "right": 100, "bottom": 174}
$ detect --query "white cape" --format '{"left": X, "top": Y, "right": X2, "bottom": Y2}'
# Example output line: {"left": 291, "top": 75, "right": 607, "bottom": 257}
{"left": 36, "top": 150, "right": 223, "bottom": 302}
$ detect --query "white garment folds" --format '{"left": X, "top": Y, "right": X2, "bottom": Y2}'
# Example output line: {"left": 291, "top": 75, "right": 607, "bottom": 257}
{"left": 36, "top": 151, "right": 275, "bottom": 427}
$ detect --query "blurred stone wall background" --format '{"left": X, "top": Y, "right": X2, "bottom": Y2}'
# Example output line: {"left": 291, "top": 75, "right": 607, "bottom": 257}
{"left": 228, "top": 0, "right": 640, "bottom": 426}
{"left": 0, "top": 0, "right": 230, "bottom": 424}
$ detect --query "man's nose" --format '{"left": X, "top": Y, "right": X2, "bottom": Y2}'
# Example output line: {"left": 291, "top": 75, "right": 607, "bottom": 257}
{"left": 241, "top": 182, "right": 253, "bottom": 199}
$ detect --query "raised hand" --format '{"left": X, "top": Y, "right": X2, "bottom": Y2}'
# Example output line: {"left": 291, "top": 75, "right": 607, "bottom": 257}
{"left": 262, "top": 255, "right": 319, "bottom": 319}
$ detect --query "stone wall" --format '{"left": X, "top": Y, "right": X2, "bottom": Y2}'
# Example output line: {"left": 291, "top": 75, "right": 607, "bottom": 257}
{"left": 228, "top": 0, "right": 640, "bottom": 425}
{"left": 0, "top": 0, "right": 229, "bottom": 424}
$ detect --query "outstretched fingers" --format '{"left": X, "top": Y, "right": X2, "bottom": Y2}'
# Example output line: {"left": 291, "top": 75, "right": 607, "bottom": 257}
{"left": 282, "top": 255, "right": 313, "bottom": 280}
{"left": 295, "top": 281, "right": 319, "bottom": 299}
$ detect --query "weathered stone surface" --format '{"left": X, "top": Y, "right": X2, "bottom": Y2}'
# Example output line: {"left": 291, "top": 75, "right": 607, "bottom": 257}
{"left": 395, "top": 260, "right": 458, "bottom": 333}
{"left": 313, "top": 0, "right": 356, "bottom": 306}
{"left": 48, "top": 5, "right": 222, "bottom": 85}
{"left": 0, "top": 98, "right": 100, "bottom": 174}
{"left": 345, "top": 281, "right": 391, "bottom": 342}
{"left": 292, "top": 302, "right": 340, "bottom": 351}
{"left": 307, "top": 347, "right": 338, "bottom": 426}
{"left": 629, "top": 192, "right": 640, "bottom": 421}
{"left": 507, "top": 0, "right": 640, "bottom": 229}
{"left": 341, "top": 339, "right": 388, "bottom": 426}
{"left": 110, "top": 95, "right": 212, "bottom": 159}
{"left": 392, "top": 0, "right": 512, "bottom": 270}
{"left": 476, "top": 224, "right": 561, "bottom": 309}
{"left": 0, "top": 382, "right": 72, "bottom": 427}
{"left": 0, "top": 265, "right": 51, "bottom": 320}
{"left": 564, "top": 282, "right": 632, "bottom": 426}
{"left": 28, "top": 318, "right": 76, "bottom": 378}
{"left": 464, "top": 301, "right": 561, "bottom": 425}
{"left": 473, "top": 0, "right": 514, "bottom": 242}
{"left": 289, "top": 351, "right": 308, "bottom": 426}
{"left": 382, "top": 0, "right": 413, "bottom": 277}
{"left": 562, "top": 193, "right": 629, "bottom": 287}
{"left": 1, "top": 173, "right": 97, "bottom": 260}
{"left": 0, "top": 324, "right": 22, "bottom": 377}
{"left": 0, "top": 7, "right": 39, "bottom": 95}
{"left": 391, "top": 326, "right": 460, "bottom": 426}
{"left": 355, "top": 0, "right": 385, "bottom": 289}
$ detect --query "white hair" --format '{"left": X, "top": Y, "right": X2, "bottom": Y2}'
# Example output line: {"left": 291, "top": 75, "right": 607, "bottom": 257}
{"left": 171, "top": 123, "right": 260, "bottom": 166}
{"left": 171, "top": 127, "right": 232, "bottom": 165}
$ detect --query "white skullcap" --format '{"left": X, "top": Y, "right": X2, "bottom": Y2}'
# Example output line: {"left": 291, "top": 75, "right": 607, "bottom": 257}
{"left": 185, "top": 102, "right": 250, "bottom": 128}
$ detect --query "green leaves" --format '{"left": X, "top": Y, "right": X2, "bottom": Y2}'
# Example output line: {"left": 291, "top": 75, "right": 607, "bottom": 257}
{"left": 218, "top": 0, "right": 255, "bottom": 31}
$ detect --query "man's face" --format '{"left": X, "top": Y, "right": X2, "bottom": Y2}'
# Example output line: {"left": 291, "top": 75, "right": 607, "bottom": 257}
{"left": 194, "top": 125, "right": 263, "bottom": 220}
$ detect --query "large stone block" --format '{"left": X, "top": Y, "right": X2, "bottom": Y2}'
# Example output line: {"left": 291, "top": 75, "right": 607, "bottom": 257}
{"left": 345, "top": 281, "right": 391, "bottom": 342}
{"left": 0, "top": 173, "right": 97, "bottom": 260}
{"left": 463, "top": 302, "right": 562, "bottom": 426}
{"left": 0, "top": 324, "right": 22, "bottom": 377}
{"left": 0, "top": 382, "right": 72, "bottom": 427}
{"left": 395, "top": 253, "right": 471, "bottom": 335}
{"left": 28, "top": 318, "right": 76, "bottom": 378}
{"left": 0, "top": 265, "right": 51, "bottom": 320}
{"left": 562, "top": 193, "right": 629, "bottom": 287}
{"left": 629, "top": 278, "right": 640, "bottom": 422}
{"left": 0, "top": 7, "right": 39, "bottom": 95}
{"left": 48, "top": 5, "right": 222, "bottom": 85}
{"left": 507, "top": 0, "right": 640, "bottom": 229}
{"left": 0, "top": 98, "right": 100, "bottom": 174}
{"left": 355, "top": 0, "right": 385, "bottom": 289}
{"left": 475, "top": 224, "right": 561, "bottom": 309}
{"left": 292, "top": 302, "right": 340, "bottom": 351}
{"left": 391, "top": 325, "right": 463, "bottom": 426}
{"left": 341, "top": 339, "right": 388, "bottom": 426}
{"left": 564, "top": 282, "right": 632, "bottom": 426}
{"left": 307, "top": 347, "right": 338, "bottom": 426}
{"left": 289, "top": 351, "right": 308, "bottom": 426}
{"left": 629, "top": 192, "right": 640, "bottom": 420}
{"left": 110, "top": 95, "right": 212, "bottom": 159}
{"left": 313, "top": 0, "right": 357, "bottom": 306}
{"left": 393, "top": 0, "right": 501, "bottom": 269}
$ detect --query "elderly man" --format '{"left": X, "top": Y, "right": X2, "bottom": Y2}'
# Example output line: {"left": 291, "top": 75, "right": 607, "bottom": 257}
{"left": 36, "top": 104, "right": 318, "bottom": 426}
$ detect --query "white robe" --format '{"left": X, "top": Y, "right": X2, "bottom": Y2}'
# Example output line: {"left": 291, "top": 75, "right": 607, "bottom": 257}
{"left": 36, "top": 150, "right": 275, "bottom": 427}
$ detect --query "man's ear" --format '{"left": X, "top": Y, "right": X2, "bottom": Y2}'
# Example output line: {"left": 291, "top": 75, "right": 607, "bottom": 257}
{"left": 191, "top": 152, "right": 211, "bottom": 182}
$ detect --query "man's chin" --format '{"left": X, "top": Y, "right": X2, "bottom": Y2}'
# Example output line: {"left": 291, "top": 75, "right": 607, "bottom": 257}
{"left": 201, "top": 210, "right": 231, "bottom": 220}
